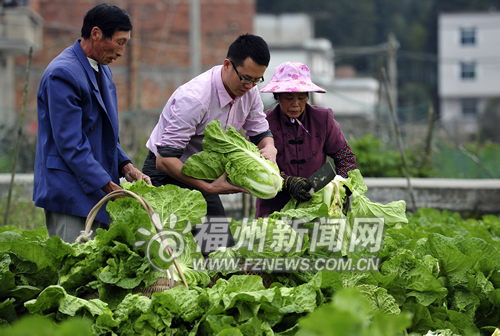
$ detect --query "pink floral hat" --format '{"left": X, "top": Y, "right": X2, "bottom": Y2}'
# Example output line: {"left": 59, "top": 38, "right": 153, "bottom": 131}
{"left": 260, "top": 61, "right": 326, "bottom": 93}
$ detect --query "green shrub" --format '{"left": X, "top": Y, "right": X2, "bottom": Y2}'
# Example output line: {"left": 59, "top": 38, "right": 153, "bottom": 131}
{"left": 1, "top": 194, "right": 44, "bottom": 230}
{"left": 349, "top": 134, "right": 433, "bottom": 178}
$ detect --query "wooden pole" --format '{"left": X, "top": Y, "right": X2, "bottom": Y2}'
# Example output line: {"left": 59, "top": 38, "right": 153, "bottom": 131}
{"left": 387, "top": 34, "right": 398, "bottom": 116}
{"left": 423, "top": 103, "right": 435, "bottom": 169}
{"left": 375, "top": 52, "right": 384, "bottom": 138}
{"left": 4, "top": 47, "right": 33, "bottom": 226}
{"left": 381, "top": 67, "right": 417, "bottom": 213}
{"left": 190, "top": 0, "right": 201, "bottom": 77}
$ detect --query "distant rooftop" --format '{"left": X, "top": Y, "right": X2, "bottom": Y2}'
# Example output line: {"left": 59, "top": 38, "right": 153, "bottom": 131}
{"left": 438, "top": 10, "right": 500, "bottom": 16}
{"left": 255, "top": 13, "right": 314, "bottom": 47}
{"left": 2, "top": 0, "right": 30, "bottom": 8}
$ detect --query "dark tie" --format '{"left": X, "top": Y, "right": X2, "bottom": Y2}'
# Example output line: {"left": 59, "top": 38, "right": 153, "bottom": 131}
{"left": 93, "top": 64, "right": 103, "bottom": 94}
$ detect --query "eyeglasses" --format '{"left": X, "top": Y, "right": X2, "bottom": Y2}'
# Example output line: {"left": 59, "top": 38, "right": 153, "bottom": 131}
{"left": 229, "top": 59, "right": 264, "bottom": 85}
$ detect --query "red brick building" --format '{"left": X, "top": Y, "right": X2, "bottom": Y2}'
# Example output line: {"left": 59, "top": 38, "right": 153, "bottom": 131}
{"left": 15, "top": 0, "right": 255, "bottom": 149}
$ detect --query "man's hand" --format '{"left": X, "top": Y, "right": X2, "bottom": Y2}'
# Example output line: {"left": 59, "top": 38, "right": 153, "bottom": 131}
{"left": 284, "top": 176, "right": 312, "bottom": 202}
{"left": 259, "top": 145, "right": 278, "bottom": 166}
{"left": 122, "top": 163, "right": 152, "bottom": 185}
{"left": 205, "top": 172, "right": 250, "bottom": 195}
{"left": 156, "top": 156, "right": 247, "bottom": 195}
{"left": 257, "top": 137, "right": 278, "bottom": 166}
{"left": 101, "top": 180, "right": 126, "bottom": 200}
{"left": 101, "top": 180, "right": 122, "bottom": 194}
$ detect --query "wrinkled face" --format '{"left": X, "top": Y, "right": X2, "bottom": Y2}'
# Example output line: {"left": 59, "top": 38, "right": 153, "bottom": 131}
{"left": 278, "top": 92, "right": 309, "bottom": 119}
{"left": 91, "top": 28, "right": 130, "bottom": 65}
{"left": 222, "top": 57, "right": 266, "bottom": 98}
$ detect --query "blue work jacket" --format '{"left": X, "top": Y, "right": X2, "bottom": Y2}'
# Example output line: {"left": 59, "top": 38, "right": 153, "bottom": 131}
{"left": 34, "top": 39, "right": 129, "bottom": 224}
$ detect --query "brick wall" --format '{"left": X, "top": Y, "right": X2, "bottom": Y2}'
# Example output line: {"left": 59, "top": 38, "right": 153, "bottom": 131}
{"left": 15, "top": 0, "right": 255, "bottom": 142}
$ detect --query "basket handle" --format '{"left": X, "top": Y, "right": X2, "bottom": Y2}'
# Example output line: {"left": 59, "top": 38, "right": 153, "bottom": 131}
{"left": 76, "top": 189, "right": 190, "bottom": 290}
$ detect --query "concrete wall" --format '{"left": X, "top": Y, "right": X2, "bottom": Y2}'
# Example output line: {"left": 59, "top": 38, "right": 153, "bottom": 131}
{"left": 363, "top": 178, "right": 500, "bottom": 215}
{"left": 0, "top": 173, "right": 35, "bottom": 200}
{"left": 3, "top": 175, "right": 499, "bottom": 218}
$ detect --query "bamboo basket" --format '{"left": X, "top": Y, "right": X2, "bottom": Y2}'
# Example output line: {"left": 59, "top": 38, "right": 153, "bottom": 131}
{"left": 76, "top": 189, "right": 188, "bottom": 299}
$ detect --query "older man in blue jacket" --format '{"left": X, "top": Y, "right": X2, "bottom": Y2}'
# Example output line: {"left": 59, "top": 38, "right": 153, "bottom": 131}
{"left": 34, "top": 4, "right": 150, "bottom": 243}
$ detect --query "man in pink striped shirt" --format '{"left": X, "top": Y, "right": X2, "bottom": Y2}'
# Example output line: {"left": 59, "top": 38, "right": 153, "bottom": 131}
{"left": 142, "top": 34, "right": 277, "bottom": 254}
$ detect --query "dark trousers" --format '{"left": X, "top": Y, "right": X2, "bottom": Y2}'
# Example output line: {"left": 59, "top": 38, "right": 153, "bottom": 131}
{"left": 143, "top": 151, "right": 234, "bottom": 255}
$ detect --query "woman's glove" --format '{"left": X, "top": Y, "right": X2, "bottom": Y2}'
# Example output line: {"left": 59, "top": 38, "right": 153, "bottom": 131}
{"left": 284, "top": 176, "right": 312, "bottom": 202}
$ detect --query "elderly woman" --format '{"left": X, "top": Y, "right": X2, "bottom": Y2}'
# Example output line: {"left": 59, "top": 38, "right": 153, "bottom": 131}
{"left": 255, "top": 61, "right": 357, "bottom": 218}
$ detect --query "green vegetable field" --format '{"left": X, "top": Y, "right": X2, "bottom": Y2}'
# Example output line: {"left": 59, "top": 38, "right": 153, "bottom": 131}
{"left": 1, "top": 170, "right": 500, "bottom": 335}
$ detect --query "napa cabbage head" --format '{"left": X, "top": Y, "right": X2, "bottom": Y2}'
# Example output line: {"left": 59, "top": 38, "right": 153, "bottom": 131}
{"left": 232, "top": 217, "right": 305, "bottom": 260}
{"left": 181, "top": 120, "right": 282, "bottom": 199}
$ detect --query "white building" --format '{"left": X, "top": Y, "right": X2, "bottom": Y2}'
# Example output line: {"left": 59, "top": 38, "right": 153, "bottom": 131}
{"left": 254, "top": 13, "right": 379, "bottom": 131}
{"left": 438, "top": 12, "right": 500, "bottom": 140}
{"left": 0, "top": 1, "right": 43, "bottom": 139}
{"left": 254, "top": 14, "right": 334, "bottom": 109}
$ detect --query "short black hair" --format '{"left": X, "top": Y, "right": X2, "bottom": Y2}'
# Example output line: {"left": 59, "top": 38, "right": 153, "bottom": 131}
{"left": 227, "top": 34, "right": 270, "bottom": 68}
{"left": 81, "top": 3, "right": 133, "bottom": 40}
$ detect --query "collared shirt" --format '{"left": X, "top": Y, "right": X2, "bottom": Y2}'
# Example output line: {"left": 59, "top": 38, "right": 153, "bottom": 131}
{"left": 87, "top": 57, "right": 99, "bottom": 72}
{"left": 146, "top": 65, "right": 269, "bottom": 162}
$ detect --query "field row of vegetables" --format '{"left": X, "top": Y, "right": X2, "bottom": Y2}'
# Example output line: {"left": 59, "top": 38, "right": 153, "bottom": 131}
{"left": 1, "top": 169, "right": 500, "bottom": 335}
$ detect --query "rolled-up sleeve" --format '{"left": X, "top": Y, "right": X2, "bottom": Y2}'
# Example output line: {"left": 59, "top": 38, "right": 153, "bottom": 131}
{"left": 331, "top": 143, "right": 357, "bottom": 178}
{"left": 157, "top": 146, "right": 183, "bottom": 158}
{"left": 249, "top": 129, "right": 273, "bottom": 145}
